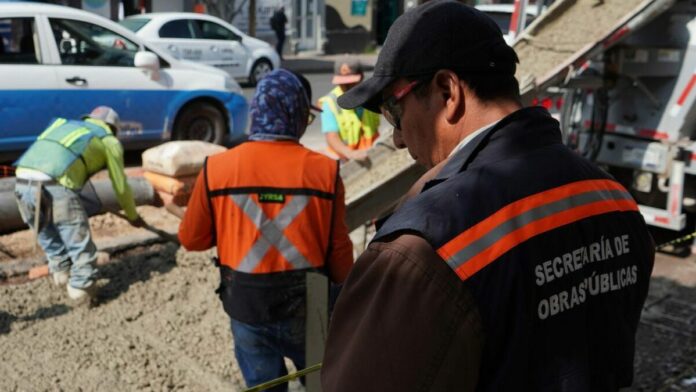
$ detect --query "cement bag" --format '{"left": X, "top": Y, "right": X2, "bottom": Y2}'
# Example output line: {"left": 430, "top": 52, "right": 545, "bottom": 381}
{"left": 143, "top": 171, "right": 197, "bottom": 197}
{"left": 142, "top": 141, "right": 226, "bottom": 177}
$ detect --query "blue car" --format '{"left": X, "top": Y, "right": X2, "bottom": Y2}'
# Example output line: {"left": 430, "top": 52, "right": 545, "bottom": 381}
{"left": 0, "top": 2, "right": 248, "bottom": 159}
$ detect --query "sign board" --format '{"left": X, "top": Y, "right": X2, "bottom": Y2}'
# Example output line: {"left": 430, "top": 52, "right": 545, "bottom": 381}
{"left": 351, "top": 0, "right": 368, "bottom": 16}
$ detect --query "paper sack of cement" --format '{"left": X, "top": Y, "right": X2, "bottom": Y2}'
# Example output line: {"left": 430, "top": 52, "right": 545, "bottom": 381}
{"left": 141, "top": 141, "right": 226, "bottom": 177}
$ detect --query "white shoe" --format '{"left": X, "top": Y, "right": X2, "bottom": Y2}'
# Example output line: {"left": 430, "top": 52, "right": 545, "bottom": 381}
{"left": 52, "top": 271, "right": 69, "bottom": 286}
{"left": 67, "top": 284, "right": 96, "bottom": 301}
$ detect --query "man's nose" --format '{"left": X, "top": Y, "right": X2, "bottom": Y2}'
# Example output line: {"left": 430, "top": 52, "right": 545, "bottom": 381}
{"left": 392, "top": 127, "right": 406, "bottom": 149}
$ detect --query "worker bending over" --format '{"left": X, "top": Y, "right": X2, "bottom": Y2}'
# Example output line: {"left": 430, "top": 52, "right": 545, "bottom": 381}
{"left": 14, "top": 106, "right": 143, "bottom": 300}
{"left": 179, "top": 69, "right": 354, "bottom": 391}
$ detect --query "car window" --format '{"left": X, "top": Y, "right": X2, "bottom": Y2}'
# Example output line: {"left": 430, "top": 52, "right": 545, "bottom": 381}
{"left": 120, "top": 18, "right": 151, "bottom": 33}
{"left": 0, "top": 18, "right": 41, "bottom": 64}
{"left": 49, "top": 18, "right": 139, "bottom": 67}
{"left": 159, "top": 19, "right": 195, "bottom": 39}
{"left": 193, "top": 20, "right": 240, "bottom": 41}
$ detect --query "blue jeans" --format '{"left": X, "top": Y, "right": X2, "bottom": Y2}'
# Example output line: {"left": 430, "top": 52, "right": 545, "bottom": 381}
{"left": 15, "top": 182, "right": 97, "bottom": 289}
{"left": 230, "top": 317, "right": 306, "bottom": 391}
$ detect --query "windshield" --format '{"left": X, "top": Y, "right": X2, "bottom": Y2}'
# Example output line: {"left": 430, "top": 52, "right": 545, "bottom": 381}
{"left": 119, "top": 18, "right": 151, "bottom": 32}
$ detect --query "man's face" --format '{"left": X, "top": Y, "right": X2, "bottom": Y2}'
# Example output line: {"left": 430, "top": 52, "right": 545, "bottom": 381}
{"left": 383, "top": 78, "right": 440, "bottom": 168}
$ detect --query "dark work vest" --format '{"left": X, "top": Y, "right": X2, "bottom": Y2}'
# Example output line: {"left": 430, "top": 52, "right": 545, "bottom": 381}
{"left": 375, "top": 108, "right": 654, "bottom": 391}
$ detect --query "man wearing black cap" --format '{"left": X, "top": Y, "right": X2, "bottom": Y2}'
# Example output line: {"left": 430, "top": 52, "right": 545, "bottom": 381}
{"left": 321, "top": 1, "right": 654, "bottom": 391}
{"left": 179, "top": 69, "right": 353, "bottom": 391}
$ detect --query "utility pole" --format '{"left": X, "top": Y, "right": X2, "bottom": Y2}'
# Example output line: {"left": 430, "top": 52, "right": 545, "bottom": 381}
{"left": 249, "top": 0, "right": 257, "bottom": 37}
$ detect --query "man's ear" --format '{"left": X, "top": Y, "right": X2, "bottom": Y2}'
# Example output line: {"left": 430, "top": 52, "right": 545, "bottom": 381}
{"left": 432, "top": 70, "right": 464, "bottom": 124}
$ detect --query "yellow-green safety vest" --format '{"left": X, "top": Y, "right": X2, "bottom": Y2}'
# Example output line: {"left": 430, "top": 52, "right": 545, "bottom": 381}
{"left": 15, "top": 118, "right": 113, "bottom": 181}
{"left": 318, "top": 87, "right": 380, "bottom": 150}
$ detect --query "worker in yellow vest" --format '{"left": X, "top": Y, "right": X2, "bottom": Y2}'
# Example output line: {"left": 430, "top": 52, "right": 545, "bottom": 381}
{"left": 14, "top": 107, "right": 143, "bottom": 301}
{"left": 318, "top": 57, "right": 380, "bottom": 161}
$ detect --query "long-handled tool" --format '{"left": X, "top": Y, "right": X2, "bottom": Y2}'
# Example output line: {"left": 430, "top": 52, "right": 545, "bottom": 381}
{"left": 111, "top": 211, "right": 179, "bottom": 244}
{"left": 33, "top": 184, "right": 43, "bottom": 252}
{"left": 243, "top": 363, "right": 322, "bottom": 392}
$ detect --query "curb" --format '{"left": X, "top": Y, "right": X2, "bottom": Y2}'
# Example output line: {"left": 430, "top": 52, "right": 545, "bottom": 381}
{"left": 2, "top": 231, "right": 176, "bottom": 284}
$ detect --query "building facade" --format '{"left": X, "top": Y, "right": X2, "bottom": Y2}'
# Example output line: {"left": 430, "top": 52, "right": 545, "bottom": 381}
{"left": 24, "top": 0, "right": 414, "bottom": 54}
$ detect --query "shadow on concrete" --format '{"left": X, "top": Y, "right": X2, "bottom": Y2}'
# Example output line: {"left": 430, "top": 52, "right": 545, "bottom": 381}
{"left": 632, "top": 277, "right": 696, "bottom": 391}
{"left": 0, "top": 304, "right": 70, "bottom": 335}
{"left": 93, "top": 242, "right": 178, "bottom": 306}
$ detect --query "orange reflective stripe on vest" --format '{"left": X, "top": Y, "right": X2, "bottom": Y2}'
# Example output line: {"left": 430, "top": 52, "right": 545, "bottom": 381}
{"left": 437, "top": 179, "right": 639, "bottom": 281}
{"left": 205, "top": 141, "right": 339, "bottom": 274}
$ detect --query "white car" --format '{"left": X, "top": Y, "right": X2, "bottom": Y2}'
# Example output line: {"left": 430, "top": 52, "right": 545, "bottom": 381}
{"left": 121, "top": 13, "right": 281, "bottom": 86}
{"left": 0, "top": 3, "right": 248, "bottom": 157}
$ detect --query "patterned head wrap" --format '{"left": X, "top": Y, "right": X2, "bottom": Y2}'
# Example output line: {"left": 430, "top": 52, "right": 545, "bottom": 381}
{"left": 249, "top": 69, "right": 311, "bottom": 141}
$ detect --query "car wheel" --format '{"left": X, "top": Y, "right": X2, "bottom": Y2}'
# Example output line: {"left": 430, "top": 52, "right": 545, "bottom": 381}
{"left": 173, "top": 102, "right": 225, "bottom": 145}
{"left": 249, "top": 59, "right": 273, "bottom": 86}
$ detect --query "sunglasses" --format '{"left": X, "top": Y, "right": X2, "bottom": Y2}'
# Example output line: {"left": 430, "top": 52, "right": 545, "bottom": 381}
{"left": 308, "top": 112, "right": 316, "bottom": 125}
{"left": 380, "top": 80, "right": 422, "bottom": 129}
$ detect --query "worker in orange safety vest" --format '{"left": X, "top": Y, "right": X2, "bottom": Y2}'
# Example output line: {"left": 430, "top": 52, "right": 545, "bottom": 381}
{"left": 178, "top": 69, "right": 354, "bottom": 391}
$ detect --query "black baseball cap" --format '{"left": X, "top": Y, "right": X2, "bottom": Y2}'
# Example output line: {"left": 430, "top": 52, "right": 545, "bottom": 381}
{"left": 338, "top": 0, "right": 518, "bottom": 112}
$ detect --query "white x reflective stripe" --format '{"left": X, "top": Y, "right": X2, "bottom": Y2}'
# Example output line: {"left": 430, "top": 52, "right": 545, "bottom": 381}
{"left": 232, "top": 194, "right": 313, "bottom": 273}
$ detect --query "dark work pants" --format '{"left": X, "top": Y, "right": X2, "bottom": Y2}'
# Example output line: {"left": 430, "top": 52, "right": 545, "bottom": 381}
{"left": 230, "top": 317, "right": 306, "bottom": 391}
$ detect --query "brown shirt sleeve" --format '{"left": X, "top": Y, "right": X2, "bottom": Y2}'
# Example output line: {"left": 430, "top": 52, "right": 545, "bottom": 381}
{"left": 321, "top": 234, "right": 484, "bottom": 391}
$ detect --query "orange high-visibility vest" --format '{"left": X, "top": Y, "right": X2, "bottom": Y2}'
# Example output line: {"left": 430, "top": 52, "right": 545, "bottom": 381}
{"left": 203, "top": 141, "right": 339, "bottom": 274}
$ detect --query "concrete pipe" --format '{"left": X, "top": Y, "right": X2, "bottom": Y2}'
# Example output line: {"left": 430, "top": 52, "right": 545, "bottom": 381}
{"left": 0, "top": 177, "right": 155, "bottom": 235}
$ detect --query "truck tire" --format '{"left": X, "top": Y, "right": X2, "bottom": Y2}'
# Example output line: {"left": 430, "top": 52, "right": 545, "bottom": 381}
{"left": 249, "top": 59, "right": 273, "bottom": 86}
{"left": 173, "top": 102, "right": 225, "bottom": 145}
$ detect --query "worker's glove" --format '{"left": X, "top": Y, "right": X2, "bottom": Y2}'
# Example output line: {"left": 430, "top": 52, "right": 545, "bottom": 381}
{"left": 129, "top": 216, "right": 147, "bottom": 228}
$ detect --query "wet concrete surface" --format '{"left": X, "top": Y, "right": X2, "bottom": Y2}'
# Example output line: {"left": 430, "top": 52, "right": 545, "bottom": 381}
{"left": 630, "top": 250, "right": 696, "bottom": 391}
{"left": 0, "top": 208, "right": 695, "bottom": 390}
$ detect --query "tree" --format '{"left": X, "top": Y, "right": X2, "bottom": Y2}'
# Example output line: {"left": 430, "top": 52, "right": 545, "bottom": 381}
{"left": 248, "top": 0, "right": 256, "bottom": 36}
{"left": 199, "top": 0, "right": 250, "bottom": 23}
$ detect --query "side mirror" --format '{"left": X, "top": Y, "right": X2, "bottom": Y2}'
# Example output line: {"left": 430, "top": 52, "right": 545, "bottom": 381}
{"left": 135, "top": 51, "right": 160, "bottom": 80}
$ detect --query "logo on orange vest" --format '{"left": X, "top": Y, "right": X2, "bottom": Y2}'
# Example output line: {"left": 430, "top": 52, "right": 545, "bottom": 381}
{"left": 258, "top": 192, "right": 285, "bottom": 203}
